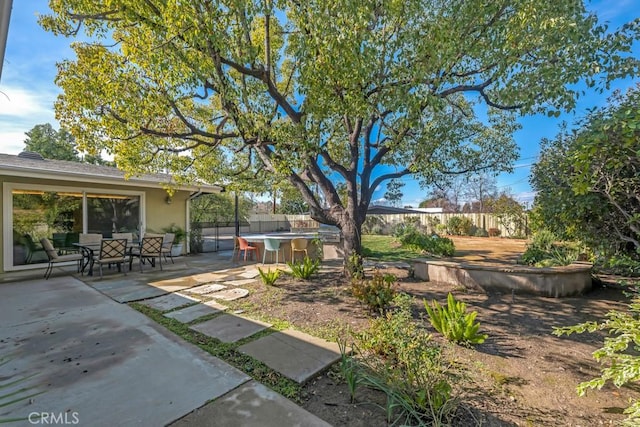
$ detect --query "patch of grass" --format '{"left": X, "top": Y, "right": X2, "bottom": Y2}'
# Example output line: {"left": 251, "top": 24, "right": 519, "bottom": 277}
{"left": 298, "top": 319, "right": 355, "bottom": 343}
{"left": 362, "top": 235, "right": 427, "bottom": 262}
{"left": 130, "top": 303, "right": 301, "bottom": 400}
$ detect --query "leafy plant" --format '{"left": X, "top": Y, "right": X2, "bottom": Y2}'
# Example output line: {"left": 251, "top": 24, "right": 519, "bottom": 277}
{"left": 351, "top": 271, "right": 397, "bottom": 313}
{"left": 347, "top": 252, "right": 364, "bottom": 279}
{"left": 161, "top": 223, "right": 187, "bottom": 244}
{"left": 398, "top": 231, "right": 455, "bottom": 257}
{"left": 536, "top": 247, "right": 580, "bottom": 267}
{"left": 474, "top": 228, "right": 489, "bottom": 237}
{"left": 424, "top": 293, "right": 488, "bottom": 346}
{"left": 553, "top": 298, "right": 640, "bottom": 426}
{"left": 446, "top": 216, "right": 474, "bottom": 236}
{"left": 257, "top": 267, "right": 280, "bottom": 286}
{"left": 362, "top": 215, "right": 386, "bottom": 235}
{"left": 520, "top": 235, "right": 581, "bottom": 267}
{"left": 287, "top": 256, "right": 320, "bottom": 280}
{"left": 596, "top": 252, "right": 640, "bottom": 277}
{"left": 352, "top": 294, "right": 457, "bottom": 425}
{"left": 530, "top": 229, "right": 557, "bottom": 252}
{"left": 338, "top": 340, "right": 362, "bottom": 403}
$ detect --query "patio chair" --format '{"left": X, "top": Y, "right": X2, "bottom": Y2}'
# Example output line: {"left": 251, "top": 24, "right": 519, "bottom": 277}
{"left": 263, "top": 238, "right": 283, "bottom": 265}
{"left": 40, "top": 237, "right": 84, "bottom": 279}
{"left": 112, "top": 232, "right": 133, "bottom": 243}
{"left": 290, "top": 238, "right": 309, "bottom": 262}
{"left": 129, "top": 236, "right": 164, "bottom": 272}
{"left": 23, "top": 233, "right": 46, "bottom": 264}
{"left": 77, "top": 233, "right": 103, "bottom": 272}
{"left": 93, "top": 238, "right": 128, "bottom": 279}
{"left": 237, "top": 237, "right": 258, "bottom": 261}
{"left": 161, "top": 232, "right": 175, "bottom": 263}
{"left": 79, "top": 233, "right": 103, "bottom": 245}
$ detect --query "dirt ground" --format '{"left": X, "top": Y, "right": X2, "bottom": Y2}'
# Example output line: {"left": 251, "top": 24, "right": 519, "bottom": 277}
{"left": 227, "top": 237, "right": 639, "bottom": 426}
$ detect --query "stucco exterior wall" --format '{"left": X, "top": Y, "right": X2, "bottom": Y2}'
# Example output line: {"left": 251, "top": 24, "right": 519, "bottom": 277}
{"left": 0, "top": 176, "right": 190, "bottom": 273}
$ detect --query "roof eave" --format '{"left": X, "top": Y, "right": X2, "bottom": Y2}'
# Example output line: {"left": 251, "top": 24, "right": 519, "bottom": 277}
{"left": 0, "top": 166, "right": 221, "bottom": 193}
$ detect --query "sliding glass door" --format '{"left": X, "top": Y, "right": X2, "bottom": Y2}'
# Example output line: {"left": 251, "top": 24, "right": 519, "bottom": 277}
{"left": 7, "top": 184, "right": 142, "bottom": 268}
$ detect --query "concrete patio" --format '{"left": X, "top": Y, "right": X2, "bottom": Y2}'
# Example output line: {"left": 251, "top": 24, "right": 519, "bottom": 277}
{"left": 0, "top": 251, "right": 339, "bottom": 426}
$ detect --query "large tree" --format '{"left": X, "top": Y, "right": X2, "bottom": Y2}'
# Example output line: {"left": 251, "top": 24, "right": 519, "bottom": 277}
{"left": 531, "top": 85, "right": 640, "bottom": 255}
{"left": 41, "top": 1, "right": 639, "bottom": 272}
{"left": 24, "top": 123, "right": 112, "bottom": 165}
{"left": 24, "top": 123, "right": 78, "bottom": 161}
{"left": 462, "top": 172, "right": 498, "bottom": 213}
{"left": 384, "top": 179, "right": 405, "bottom": 208}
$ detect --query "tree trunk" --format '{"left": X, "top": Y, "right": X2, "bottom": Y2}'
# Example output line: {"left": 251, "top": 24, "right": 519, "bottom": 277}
{"left": 335, "top": 208, "right": 363, "bottom": 278}
{"left": 309, "top": 203, "right": 364, "bottom": 278}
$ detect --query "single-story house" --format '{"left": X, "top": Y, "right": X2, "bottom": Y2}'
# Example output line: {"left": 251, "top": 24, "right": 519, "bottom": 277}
{"left": 0, "top": 151, "right": 220, "bottom": 275}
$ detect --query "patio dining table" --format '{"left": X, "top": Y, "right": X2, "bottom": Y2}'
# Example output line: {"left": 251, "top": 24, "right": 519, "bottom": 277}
{"left": 240, "top": 232, "right": 321, "bottom": 263}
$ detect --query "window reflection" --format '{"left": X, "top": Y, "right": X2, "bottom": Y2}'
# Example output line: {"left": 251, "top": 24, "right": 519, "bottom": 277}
{"left": 11, "top": 189, "right": 140, "bottom": 267}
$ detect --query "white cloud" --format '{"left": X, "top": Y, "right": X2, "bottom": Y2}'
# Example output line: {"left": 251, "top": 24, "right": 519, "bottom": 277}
{"left": 0, "top": 86, "right": 56, "bottom": 117}
{"left": 372, "top": 197, "right": 388, "bottom": 205}
{"left": 514, "top": 191, "right": 537, "bottom": 206}
{"left": 0, "top": 85, "right": 57, "bottom": 154}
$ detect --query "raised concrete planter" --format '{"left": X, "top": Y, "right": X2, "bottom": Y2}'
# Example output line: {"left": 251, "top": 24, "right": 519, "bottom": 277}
{"left": 412, "top": 259, "right": 593, "bottom": 297}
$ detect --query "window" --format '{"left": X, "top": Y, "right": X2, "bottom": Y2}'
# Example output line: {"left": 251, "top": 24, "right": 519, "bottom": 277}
{"left": 5, "top": 184, "right": 142, "bottom": 269}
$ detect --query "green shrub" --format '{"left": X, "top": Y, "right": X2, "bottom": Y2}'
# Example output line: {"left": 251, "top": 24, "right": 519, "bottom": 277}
{"left": 553, "top": 298, "right": 640, "bottom": 426}
{"left": 347, "top": 252, "right": 364, "bottom": 279}
{"left": 398, "top": 231, "right": 455, "bottom": 257}
{"left": 351, "top": 294, "right": 457, "bottom": 425}
{"left": 391, "top": 222, "right": 417, "bottom": 238}
{"left": 446, "top": 216, "right": 474, "bottom": 236}
{"left": 536, "top": 247, "right": 580, "bottom": 267}
{"left": 597, "top": 253, "right": 640, "bottom": 276}
{"left": 519, "top": 246, "right": 549, "bottom": 265}
{"left": 258, "top": 267, "right": 280, "bottom": 286}
{"left": 474, "top": 228, "right": 489, "bottom": 237}
{"left": 424, "top": 293, "right": 488, "bottom": 346}
{"left": 530, "top": 229, "right": 557, "bottom": 252}
{"left": 351, "top": 271, "right": 397, "bottom": 313}
{"left": 520, "top": 233, "right": 580, "bottom": 267}
{"left": 362, "top": 215, "right": 386, "bottom": 235}
{"left": 287, "top": 256, "right": 320, "bottom": 280}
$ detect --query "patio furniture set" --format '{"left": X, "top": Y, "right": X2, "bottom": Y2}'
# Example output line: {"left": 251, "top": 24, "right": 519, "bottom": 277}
{"left": 233, "top": 233, "right": 313, "bottom": 264}
{"left": 40, "top": 232, "right": 176, "bottom": 279}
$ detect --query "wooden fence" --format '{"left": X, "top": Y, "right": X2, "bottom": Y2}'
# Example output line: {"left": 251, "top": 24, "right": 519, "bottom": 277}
{"left": 247, "top": 212, "right": 529, "bottom": 238}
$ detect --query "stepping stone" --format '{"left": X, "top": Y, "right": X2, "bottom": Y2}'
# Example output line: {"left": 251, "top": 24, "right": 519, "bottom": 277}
{"left": 170, "top": 380, "right": 331, "bottom": 427}
{"left": 207, "top": 288, "right": 249, "bottom": 301}
{"left": 238, "top": 269, "right": 260, "bottom": 279}
{"left": 190, "top": 314, "right": 271, "bottom": 343}
{"left": 137, "top": 292, "right": 198, "bottom": 311}
{"left": 103, "top": 285, "right": 167, "bottom": 303}
{"left": 164, "top": 301, "right": 226, "bottom": 323}
{"left": 188, "top": 283, "right": 227, "bottom": 294}
{"left": 222, "top": 278, "right": 256, "bottom": 287}
{"left": 149, "top": 277, "right": 197, "bottom": 293}
{"left": 238, "top": 329, "right": 341, "bottom": 383}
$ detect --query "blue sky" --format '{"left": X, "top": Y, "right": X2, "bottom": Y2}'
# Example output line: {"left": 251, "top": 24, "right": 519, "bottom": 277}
{"left": 0, "top": 0, "right": 639, "bottom": 207}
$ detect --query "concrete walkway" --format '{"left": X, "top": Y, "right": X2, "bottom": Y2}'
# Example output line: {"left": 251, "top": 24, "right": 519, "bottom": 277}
{"left": 0, "top": 253, "right": 336, "bottom": 426}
